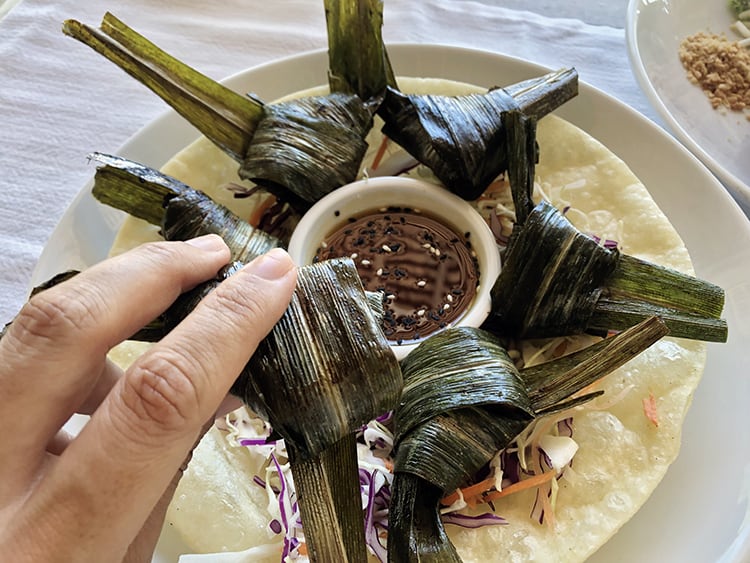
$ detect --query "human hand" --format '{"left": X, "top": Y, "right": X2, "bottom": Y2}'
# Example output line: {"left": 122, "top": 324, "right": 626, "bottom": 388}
{"left": 0, "top": 236, "right": 297, "bottom": 562}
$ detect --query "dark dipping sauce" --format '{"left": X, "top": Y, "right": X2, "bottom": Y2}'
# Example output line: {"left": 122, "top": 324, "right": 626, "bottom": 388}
{"left": 313, "top": 207, "right": 480, "bottom": 344}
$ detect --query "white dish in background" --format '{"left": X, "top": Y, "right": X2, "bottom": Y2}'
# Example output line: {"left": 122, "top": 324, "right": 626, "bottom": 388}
{"left": 626, "top": 0, "right": 750, "bottom": 213}
{"left": 32, "top": 45, "right": 750, "bottom": 562}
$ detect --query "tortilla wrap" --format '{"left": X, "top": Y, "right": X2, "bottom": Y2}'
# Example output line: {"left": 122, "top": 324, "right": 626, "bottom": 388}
{"left": 107, "top": 77, "right": 705, "bottom": 562}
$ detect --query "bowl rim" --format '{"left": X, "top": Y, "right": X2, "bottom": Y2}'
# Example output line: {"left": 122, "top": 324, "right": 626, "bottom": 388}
{"left": 287, "top": 175, "right": 502, "bottom": 360}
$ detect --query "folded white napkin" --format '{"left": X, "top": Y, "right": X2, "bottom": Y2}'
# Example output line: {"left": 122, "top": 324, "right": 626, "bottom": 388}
{"left": 0, "top": 0, "right": 652, "bottom": 324}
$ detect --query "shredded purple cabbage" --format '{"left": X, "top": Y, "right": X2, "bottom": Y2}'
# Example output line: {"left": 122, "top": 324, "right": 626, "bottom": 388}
{"left": 360, "top": 468, "right": 390, "bottom": 562}
{"left": 238, "top": 411, "right": 579, "bottom": 560}
{"left": 239, "top": 437, "right": 279, "bottom": 447}
{"left": 269, "top": 453, "right": 303, "bottom": 560}
{"left": 588, "top": 233, "right": 619, "bottom": 249}
{"left": 442, "top": 512, "right": 508, "bottom": 528}
{"left": 557, "top": 417, "right": 574, "bottom": 438}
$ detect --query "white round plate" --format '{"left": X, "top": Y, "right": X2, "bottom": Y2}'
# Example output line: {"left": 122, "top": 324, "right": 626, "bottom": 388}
{"left": 626, "top": 0, "right": 750, "bottom": 213}
{"left": 34, "top": 45, "right": 750, "bottom": 563}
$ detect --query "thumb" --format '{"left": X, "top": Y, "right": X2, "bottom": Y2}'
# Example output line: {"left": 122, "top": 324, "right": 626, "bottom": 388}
{"left": 37, "top": 249, "right": 297, "bottom": 561}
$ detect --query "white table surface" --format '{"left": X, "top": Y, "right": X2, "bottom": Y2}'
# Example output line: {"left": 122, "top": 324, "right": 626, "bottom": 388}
{"left": 464, "top": 0, "right": 628, "bottom": 27}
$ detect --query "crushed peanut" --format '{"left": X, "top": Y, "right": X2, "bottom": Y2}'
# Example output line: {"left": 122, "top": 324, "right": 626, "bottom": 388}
{"left": 678, "top": 32, "right": 750, "bottom": 120}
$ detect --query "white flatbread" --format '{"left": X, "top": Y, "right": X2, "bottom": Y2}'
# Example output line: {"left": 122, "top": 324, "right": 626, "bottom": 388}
{"left": 108, "top": 77, "right": 705, "bottom": 562}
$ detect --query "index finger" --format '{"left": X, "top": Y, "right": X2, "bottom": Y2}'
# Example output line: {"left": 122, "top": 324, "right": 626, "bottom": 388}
{"left": 0, "top": 235, "right": 230, "bottom": 476}
{"left": 37, "top": 249, "right": 297, "bottom": 560}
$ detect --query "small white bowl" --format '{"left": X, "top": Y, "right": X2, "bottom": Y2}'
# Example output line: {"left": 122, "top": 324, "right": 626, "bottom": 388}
{"left": 287, "top": 176, "right": 501, "bottom": 360}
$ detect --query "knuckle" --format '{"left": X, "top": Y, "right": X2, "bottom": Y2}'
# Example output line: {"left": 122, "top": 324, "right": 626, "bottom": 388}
{"left": 210, "top": 275, "right": 269, "bottom": 323}
{"left": 11, "top": 288, "right": 102, "bottom": 345}
{"left": 136, "top": 240, "right": 180, "bottom": 264}
{"left": 122, "top": 348, "right": 203, "bottom": 432}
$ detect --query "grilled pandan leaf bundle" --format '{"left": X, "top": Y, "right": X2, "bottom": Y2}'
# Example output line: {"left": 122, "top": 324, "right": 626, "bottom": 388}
{"left": 63, "top": 3, "right": 392, "bottom": 211}
{"left": 90, "top": 153, "right": 282, "bottom": 260}
{"left": 325, "top": 0, "right": 397, "bottom": 102}
{"left": 377, "top": 67, "right": 577, "bottom": 200}
{"left": 125, "top": 257, "right": 401, "bottom": 562}
{"left": 230, "top": 258, "right": 402, "bottom": 563}
{"left": 237, "top": 94, "right": 373, "bottom": 207}
{"left": 491, "top": 106, "right": 727, "bottom": 343}
{"left": 488, "top": 200, "right": 728, "bottom": 342}
{"left": 388, "top": 319, "right": 668, "bottom": 562}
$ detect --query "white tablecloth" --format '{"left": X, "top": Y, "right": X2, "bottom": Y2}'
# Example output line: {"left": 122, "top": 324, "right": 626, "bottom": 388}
{"left": 0, "top": 0, "right": 654, "bottom": 324}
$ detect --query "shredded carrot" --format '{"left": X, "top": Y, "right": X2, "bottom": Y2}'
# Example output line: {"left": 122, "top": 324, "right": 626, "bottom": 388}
{"left": 370, "top": 136, "right": 390, "bottom": 171}
{"left": 642, "top": 392, "right": 659, "bottom": 427}
{"left": 482, "top": 470, "right": 557, "bottom": 503}
{"left": 298, "top": 542, "right": 308, "bottom": 556}
{"left": 441, "top": 470, "right": 557, "bottom": 508}
{"left": 384, "top": 458, "right": 394, "bottom": 473}
{"left": 440, "top": 474, "right": 497, "bottom": 507}
{"left": 248, "top": 194, "right": 277, "bottom": 227}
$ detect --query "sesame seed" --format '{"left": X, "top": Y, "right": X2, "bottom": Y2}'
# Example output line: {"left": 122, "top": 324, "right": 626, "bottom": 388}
{"left": 382, "top": 245, "right": 392, "bottom": 252}
{"left": 350, "top": 253, "right": 358, "bottom": 260}
{"left": 446, "top": 294, "right": 454, "bottom": 303}
{"left": 376, "top": 268, "right": 384, "bottom": 276}
{"left": 417, "top": 309, "right": 425, "bottom": 317}
{"left": 417, "top": 280, "right": 427, "bottom": 287}
{"left": 442, "top": 303, "right": 451, "bottom": 311}
{"left": 321, "top": 241, "right": 328, "bottom": 248}
{"left": 361, "top": 259, "right": 371, "bottom": 266}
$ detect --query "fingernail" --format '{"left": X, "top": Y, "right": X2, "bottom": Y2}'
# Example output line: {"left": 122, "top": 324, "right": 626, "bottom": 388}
{"left": 185, "top": 234, "right": 227, "bottom": 252}
{"left": 248, "top": 248, "right": 294, "bottom": 280}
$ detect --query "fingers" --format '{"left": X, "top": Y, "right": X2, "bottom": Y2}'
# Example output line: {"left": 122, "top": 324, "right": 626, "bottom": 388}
{"left": 46, "top": 429, "right": 74, "bottom": 456}
{"left": 76, "top": 358, "right": 125, "bottom": 416}
{"left": 0, "top": 235, "right": 230, "bottom": 478}
{"left": 39, "top": 249, "right": 296, "bottom": 560}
